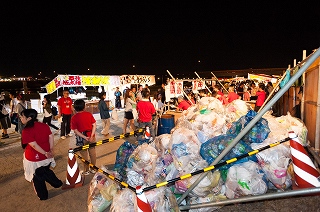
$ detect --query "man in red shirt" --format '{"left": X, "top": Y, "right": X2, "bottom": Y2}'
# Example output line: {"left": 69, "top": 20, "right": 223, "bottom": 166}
{"left": 254, "top": 83, "right": 266, "bottom": 112}
{"left": 227, "top": 85, "right": 240, "bottom": 103}
{"left": 213, "top": 85, "right": 228, "bottom": 105}
{"left": 57, "top": 90, "right": 73, "bottom": 139}
{"left": 136, "top": 89, "right": 156, "bottom": 141}
{"left": 177, "top": 95, "right": 191, "bottom": 111}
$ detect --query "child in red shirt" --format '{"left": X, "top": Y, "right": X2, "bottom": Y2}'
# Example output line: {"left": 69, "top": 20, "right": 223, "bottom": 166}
{"left": 254, "top": 83, "right": 266, "bottom": 112}
{"left": 136, "top": 89, "right": 156, "bottom": 140}
{"left": 71, "top": 99, "right": 97, "bottom": 175}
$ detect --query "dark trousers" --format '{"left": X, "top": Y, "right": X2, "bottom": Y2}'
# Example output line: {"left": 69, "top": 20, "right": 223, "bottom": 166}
{"left": 61, "top": 114, "right": 71, "bottom": 136}
{"left": 32, "top": 164, "right": 62, "bottom": 200}
{"left": 11, "top": 113, "right": 18, "bottom": 132}
{"left": 43, "top": 116, "right": 59, "bottom": 130}
{"left": 115, "top": 98, "right": 121, "bottom": 109}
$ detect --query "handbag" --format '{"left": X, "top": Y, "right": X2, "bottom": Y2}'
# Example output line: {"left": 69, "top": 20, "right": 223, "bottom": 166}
{"left": 1, "top": 104, "right": 9, "bottom": 115}
{"left": 111, "top": 109, "right": 118, "bottom": 121}
{"left": 11, "top": 113, "right": 18, "bottom": 125}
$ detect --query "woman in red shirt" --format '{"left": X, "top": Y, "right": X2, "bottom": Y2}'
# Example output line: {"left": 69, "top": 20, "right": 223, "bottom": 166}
{"left": 21, "top": 109, "right": 62, "bottom": 200}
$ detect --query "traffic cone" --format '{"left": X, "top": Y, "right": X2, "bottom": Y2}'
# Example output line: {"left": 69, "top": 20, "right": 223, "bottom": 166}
{"left": 145, "top": 126, "right": 151, "bottom": 139}
{"left": 289, "top": 131, "right": 320, "bottom": 189}
{"left": 62, "top": 149, "right": 85, "bottom": 190}
{"left": 136, "top": 186, "right": 152, "bottom": 212}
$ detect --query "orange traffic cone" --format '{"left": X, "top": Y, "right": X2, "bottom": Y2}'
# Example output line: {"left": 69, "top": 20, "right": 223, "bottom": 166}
{"left": 62, "top": 149, "right": 85, "bottom": 190}
{"left": 145, "top": 126, "right": 151, "bottom": 139}
{"left": 289, "top": 131, "right": 320, "bottom": 189}
{"left": 136, "top": 186, "right": 152, "bottom": 212}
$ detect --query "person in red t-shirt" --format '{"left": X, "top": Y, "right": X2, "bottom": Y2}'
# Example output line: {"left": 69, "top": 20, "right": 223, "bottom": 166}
{"left": 136, "top": 89, "right": 156, "bottom": 140}
{"left": 57, "top": 90, "right": 73, "bottom": 139}
{"left": 177, "top": 95, "right": 191, "bottom": 111}
{"left": 71, "top": 99, "right": 97, "bottom": 175}
{"left": 227, "top": 85, "right": 241, "bottom": 103}
{"left": 254, "top": 83, "right": 266, "bottom": 112}
{"left": 213, "top": 85, "right": 228, "bottom": 105}
{"left": 21, "top": 109, "right": 62, "bottom": 200}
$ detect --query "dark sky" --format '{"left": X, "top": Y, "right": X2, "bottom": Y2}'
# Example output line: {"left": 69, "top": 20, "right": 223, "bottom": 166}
{"left": 0, "top": 1, "right": 319, "bottom": 77}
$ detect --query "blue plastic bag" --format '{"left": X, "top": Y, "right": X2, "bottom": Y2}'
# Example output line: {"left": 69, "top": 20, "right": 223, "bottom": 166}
{"left": 227, "top": 110, "right": 270, "bottom": 144}
{"left": 113, "top": 141, "right": 137, "bottom": 179}
{"left": 200, "top": 134, "right": 257, "bottom": 170}
{"left": 279, "top": 69, "right": 291, "bottom": 88}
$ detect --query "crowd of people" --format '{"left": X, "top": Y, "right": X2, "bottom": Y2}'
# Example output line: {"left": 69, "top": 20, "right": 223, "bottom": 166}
{"left": 176, "top": 80, "right": 274, "bottom": 112}
{"left": 0, "top": 79, "right": 275, "bottom": 200}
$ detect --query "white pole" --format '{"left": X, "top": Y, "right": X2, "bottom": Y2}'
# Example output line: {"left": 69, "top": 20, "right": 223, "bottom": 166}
{"left": 210, "top": 72, "right": 229, "bottom": 93}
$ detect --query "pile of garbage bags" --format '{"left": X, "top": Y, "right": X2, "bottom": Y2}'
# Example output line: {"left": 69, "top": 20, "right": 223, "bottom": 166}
{"left": 87, "top": 97, "right": 308, "bottom": 212}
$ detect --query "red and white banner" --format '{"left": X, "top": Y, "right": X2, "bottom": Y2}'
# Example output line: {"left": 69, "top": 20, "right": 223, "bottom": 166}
{"left": 192, "top": 80, "right": 206, "bottom": 92}
{"left": 166, "top": 80, "right": 184, "bottom": 98}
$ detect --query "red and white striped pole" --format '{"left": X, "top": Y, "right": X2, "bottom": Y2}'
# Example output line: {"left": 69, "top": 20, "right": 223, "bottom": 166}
{"left": 136, "top": 186, "right": 152, "bottom": 212}
{"left": 289, "top": 131, "right": 320, "bottom": 188}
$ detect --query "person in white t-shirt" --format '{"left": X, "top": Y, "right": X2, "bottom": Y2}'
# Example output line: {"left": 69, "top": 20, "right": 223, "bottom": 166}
{"left": 9, "top": 91, "right": 19, "bottom": 133}
{"left": 42, "top": 95, "right": 59, "bottom": 133}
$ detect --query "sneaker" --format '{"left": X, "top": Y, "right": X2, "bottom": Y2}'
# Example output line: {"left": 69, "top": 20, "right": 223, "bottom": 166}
{"left": 54, "top": 129, "right": 60, "bottom": 135}
{"left": 1, "top": 134, "right": 9, "bottom": 139}
{"left": 81, "top": 171, "right": 90, "bottom": 176}
{"left": 67, "top": 133, "right": 73, "bottom": 137}
{"left": 60, "top": 136, "right": 66, "bottom": 140}
{"left": 89, "top": 169, "right": 96, "bottom": 174}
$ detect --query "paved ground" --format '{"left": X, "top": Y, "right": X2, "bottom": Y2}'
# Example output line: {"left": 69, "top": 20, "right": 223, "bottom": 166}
{"left": 0, "top": 110, "right": 320, "bottom": 212}
{"left": 0, "top": 110, "right": 135, "bottom": 212}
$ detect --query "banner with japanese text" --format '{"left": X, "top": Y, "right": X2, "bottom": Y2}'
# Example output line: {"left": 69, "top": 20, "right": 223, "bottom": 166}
{"left": 119, "top": 75, "right": 155, "bottom": 85}
{"left": 166, "top": 80, "right": 184, "bottom": 98}
{"left": 192, "top": 80, "right": 206, "bottom": 93}
{"left": 45, "top": 74, "right": 155, "bottom": 94}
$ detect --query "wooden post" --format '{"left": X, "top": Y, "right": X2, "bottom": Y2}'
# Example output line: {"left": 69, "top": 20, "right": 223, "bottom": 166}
{"left": 301, "top": 50, "right": 306, "bottom": 121}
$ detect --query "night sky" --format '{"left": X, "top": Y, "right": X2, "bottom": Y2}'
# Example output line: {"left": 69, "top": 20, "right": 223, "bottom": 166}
{"left": 0, "top": 1, "right": 319, "bottom": 77}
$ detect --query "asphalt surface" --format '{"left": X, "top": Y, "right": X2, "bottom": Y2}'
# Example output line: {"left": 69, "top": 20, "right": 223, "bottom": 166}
{"left": 0, "top": 110, "right": 319, "bottom": 212}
